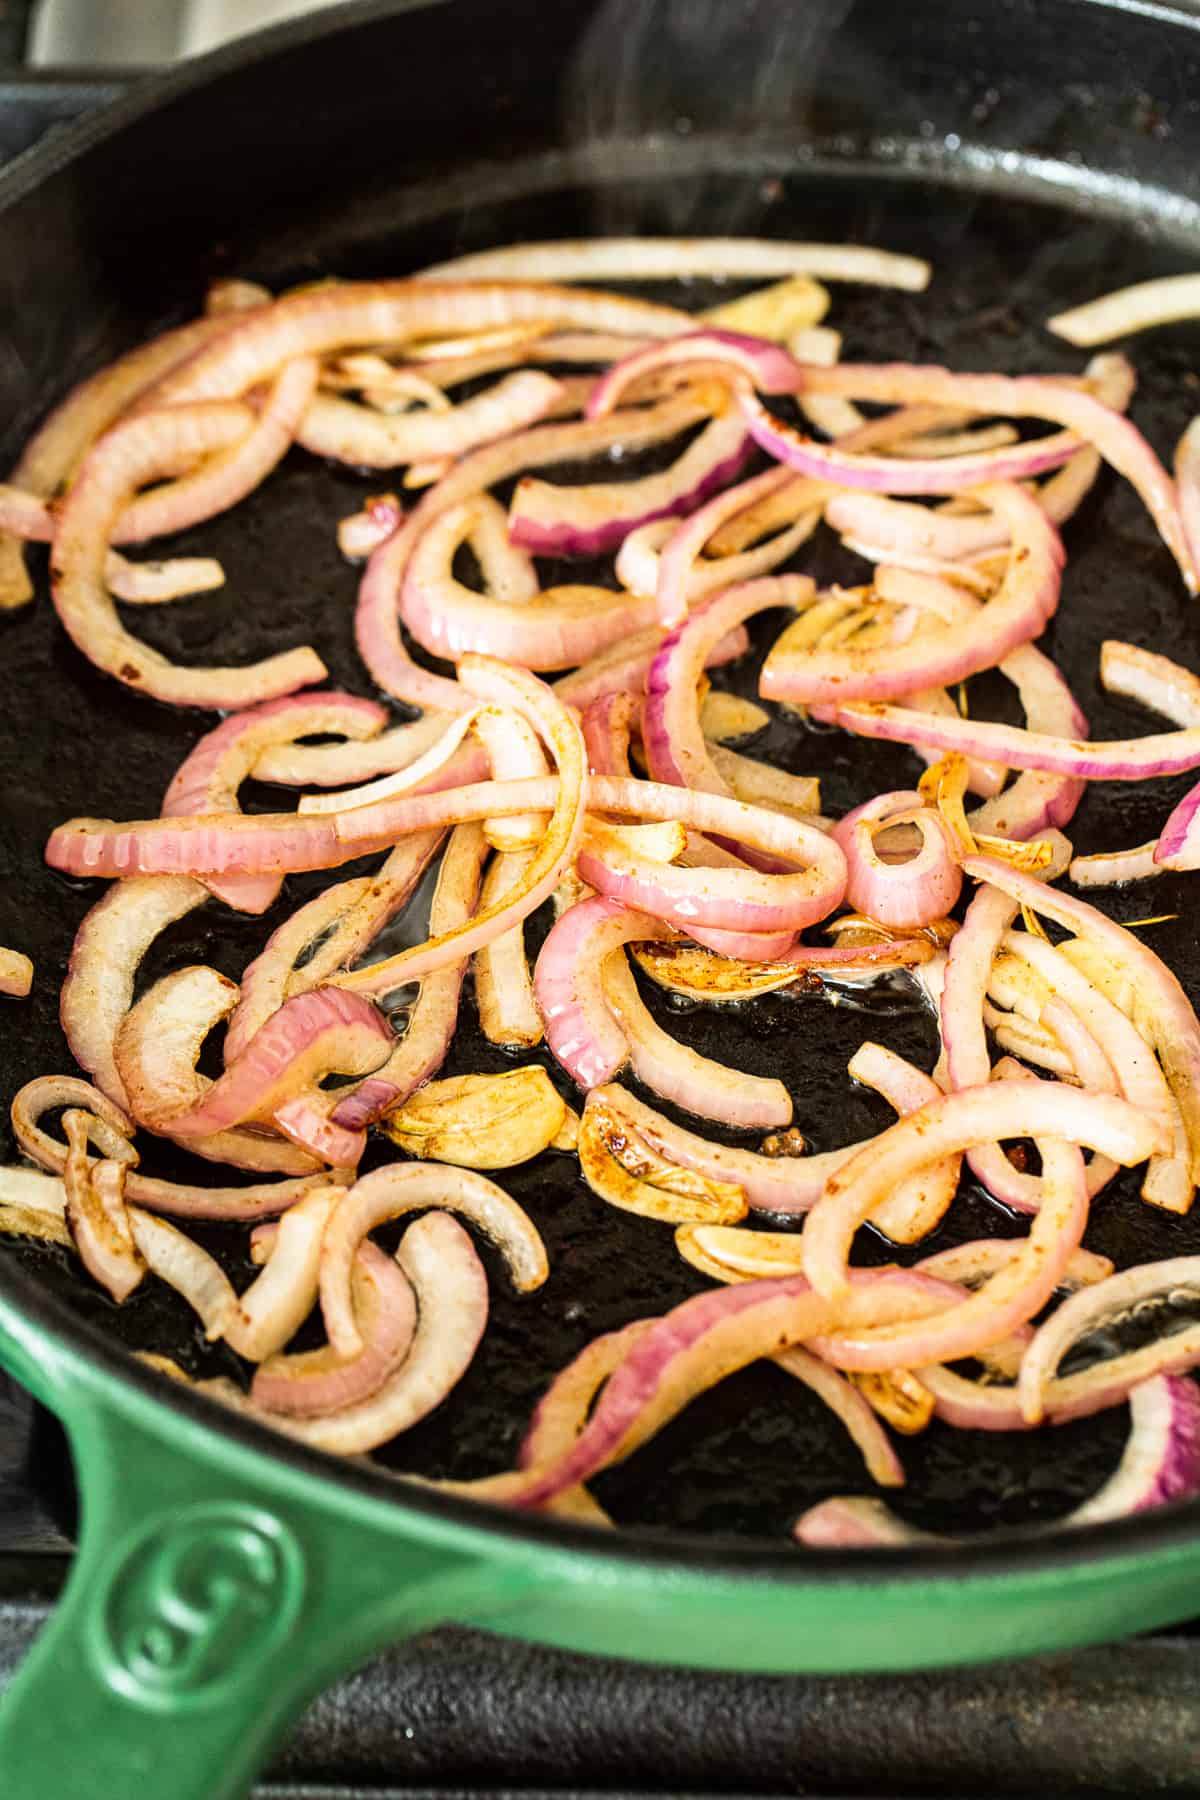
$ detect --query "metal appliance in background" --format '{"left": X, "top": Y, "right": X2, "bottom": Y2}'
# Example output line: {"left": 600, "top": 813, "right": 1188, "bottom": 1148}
{"left": 1, "top": 2, "right": 1200, "bottom": 1796}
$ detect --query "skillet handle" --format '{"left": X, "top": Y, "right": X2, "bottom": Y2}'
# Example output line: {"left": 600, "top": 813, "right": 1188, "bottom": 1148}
{"left": 0, "top": 1328, "right": 521, "bottom": 1800}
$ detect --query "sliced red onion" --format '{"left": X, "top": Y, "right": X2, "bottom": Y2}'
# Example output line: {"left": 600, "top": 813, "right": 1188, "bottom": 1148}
{"left": 225, "top": 831, "right": 442, "bottom": 1062}
{"left": 164, "top": 691, "right": 386, "bottom": 913}
{"left": 827, "top": 700, "right": 1200, "bottom": 781}
{"left": 402, "top": 495, "right": 658, "bottom": 667}
{"left": 1019, "top": 1254, "right": 1200, "bottom": 1424}
{"left": 751, "top": 358, "right": 1196, "bottom": 589}
{"left": 832, "top": 792, "right": 962, "bottom": 929}
{"left": 584, "top": 1077, "right": 934, "bottom": 1228}
{"left": 964, "top": 642, "right": 1089, "bottom": 842}
{"left": 256, "top": 1211, "right": 487, "bottom": 1455}
{"left": 49, "top": 771, "right": 847, "bottom": 890}
{"left": 604, "top": 950, "right": 791, "bottom": 1130}
{"left": 331, "top": 659, "right": 587, "bottom": 995}
{"left": 764, "top": 484, "right": 1063, "bottom": 705}
{"left": 105, "top": 551, "right": 225, "bottom": 603}
{"left": 298, "top": 713, "right": 483, "bottom": 816}
{"left": 1048, "top": 274, "right": 1200, "bottom": 345}
{"left": 942, "top": 883, "right": 1100, "bottom": 1212}
{"left": 576, "top": 787, "right": 846, "bottom": 934}
{"left": 474, "top": 850, "right": 543, "bottom": 1048}
{"left": 519, "top": 1319, "right": 654, "bottom": 1524}
{"left": 741, "top": 386, "right": 1079, "bottom": 490}
{"left": 844, "top": 1042, "right": 959, "bottom": 1243}
{"left": 250, "top": 1236, "right": 417, "bottom": 1417}
{"left": 461, "top": 1274, "right": 845, "bottom": 1511}
{"left": 1068, "top": 842, "right": 1161, "bottom": 888}
{"left": 1002, "top": 927, "right": 1182, "bottom": 1208}
{"left": 0, "top": 308, "right": 245, "bottom": 610}
{"left": 415, "top": 239, "right": 930, "bottom": 289}
{"left": 616, "top": 495, "right": 819, "bottom": 619}
{"left": 50, "top": 401, "right": 326, "bottom": 708}
{"left": 59, "top": 874, "right": 197, "bottom": 1094}
{"left": 320, "top": 1160, "right": 547, "bottom": 1358}
{"left": 802, "top": 1081, "right": 1164, "bottom": 1306}
{"left": 160, "top": 281, "right": 691, "bottom": 406}
{"left": 795, "top": 1376, "right": 1200, "bottom": 1542}
{"left": 814, "top": 1140, "right": 1087, "bottom": 1371}
{"left": 11, "top": 1072, "right": 344, "bottom": 1220}
{"left": 651, "top": 465, "right": 821, "bottom": 629}
{"left": 474, "top": 705, "right": 550, "bottom": 849}
{"left": 271, "top": 1094, "right": 367, "bottom": 1170}
{"left": 586, "top": 330, "right": 803, "bottom": 419}
{"left": 253, "top": 711, "right": 456, "bottom": 788}
{"left": 553, "top": 620, "right": 749, "bottom": 713}
{"left": 62, "top": 1111, "right": 145, "bottom": 1303}
{"left": 1101, "top": 638, "right": 1200, "bottom": 728}
{"left": 582, "top": 690, "right": 638, "bottom": 778}
{"left": 507, "top": 406, "right": 752, "bottom": 557}
{"left": 221, "top": 1185, "right": 343, "bottom": 1362}
{"left": 127, "top": 1207, "right": 238, "bottom": 1340}
{"left": 535, "top": 896, "right": 673, "bottom": 1090}
{"left": 329, "top": 822, "right": 487, "bottom": 1128}
{"left": 966, "top": 854, "right": 1200, "bottom": 1183}
{"left": 0, "top": 948, "right": 32, "bottom": 999}
{"left": 118, "top": 356, "right": 319, "bottom": 544}
{"left": 918, "top": 1237, "right": 1114, "bottom": 1293}
{"left": 1040, "top": 995, "right": 1119, "bottom": 1093}
{"left": 355, "top": 394, "right": 704, "bottom": 707}
{"left": 157, "top": 986, "right": 392, "bottom": 1141}
{"left": 112, "top": 961, "right": 322, "bottom": 1176}
{"left": 644, "top": 577, "right": 810, "bottom": 809}
{"left": 297, "top": 369, "right": 563, "bottom": 466}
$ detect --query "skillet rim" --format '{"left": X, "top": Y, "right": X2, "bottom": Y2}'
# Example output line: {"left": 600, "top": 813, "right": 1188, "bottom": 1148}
{"left": 3, "top": 0, "right": 1200, "bottom": 1591}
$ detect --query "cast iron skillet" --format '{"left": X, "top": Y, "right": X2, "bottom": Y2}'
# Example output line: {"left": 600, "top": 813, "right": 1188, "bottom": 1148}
{"left": 2, "top": 1, "right": 1200, "bottom": 1794}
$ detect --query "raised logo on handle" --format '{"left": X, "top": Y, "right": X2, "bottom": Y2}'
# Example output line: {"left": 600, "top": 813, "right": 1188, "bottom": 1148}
{"left": 93, "top": 1503, "right": 304, "bottom": 1710}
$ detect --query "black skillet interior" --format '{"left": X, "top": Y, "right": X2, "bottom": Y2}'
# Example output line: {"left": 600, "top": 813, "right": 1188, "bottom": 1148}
{"left": 2, "top": 0, "right": 1200, "bottom": 1547}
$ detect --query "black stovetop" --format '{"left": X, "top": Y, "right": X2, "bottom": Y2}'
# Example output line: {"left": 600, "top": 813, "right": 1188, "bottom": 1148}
{"left": 1, "top": 67, "right": 1200, "bottom": 1800}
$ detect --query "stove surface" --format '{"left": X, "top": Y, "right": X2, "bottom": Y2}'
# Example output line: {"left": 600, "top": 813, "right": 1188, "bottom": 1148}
{"left": 1, "top": 64, "right": 1200, "bottom": 1800}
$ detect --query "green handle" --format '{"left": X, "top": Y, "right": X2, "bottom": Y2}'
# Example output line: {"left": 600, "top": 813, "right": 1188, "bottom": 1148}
{"left": 0, "top": 1313, "right": 528, "bottom": 1800}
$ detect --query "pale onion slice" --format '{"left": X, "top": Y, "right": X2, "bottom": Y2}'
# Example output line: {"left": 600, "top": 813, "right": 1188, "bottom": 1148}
{"left": 222, "top": 1186, "right": 343, "bottom": 1363}
{"left": 1047, "top": 274, "right": 1200, "bottom": 345}
{"left": 1018, "top": 1254, "right": 1200, "bottom": 1425}
{"left": 320, "top": 1161, "right": 548, "bottom": 1358}
{"left": 329, "top": 822, "right": 487, "bottom": 1129}
{"left": 801, "top": 1081, "right": 1164, "bottom": 1307}
{"left": 50, "top": 400, "right": 326, "bottom": 708}
{"left": 379, "top": 1068, "right": 567, "bottom": 1169}
{"left": 414, "top": 240, "right": 930, "bottom": 289}
{"left": 473, "top": 850, "right": 543, "bottom": 1048}
{"left": 127, "top": 1208, "right": 238, "bottom": 1341}
{"left": 62, "top": 1111, "right": 145, "bottom": 1303}
{"left": 810, "top": 1139, "right": 1088, "bottom": 1371}
{"left": 602, "top": 953, "right": 792, "bottom": 1131}
{"left": 0, "top": 1167, "right": 73, "bottom": 1246}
